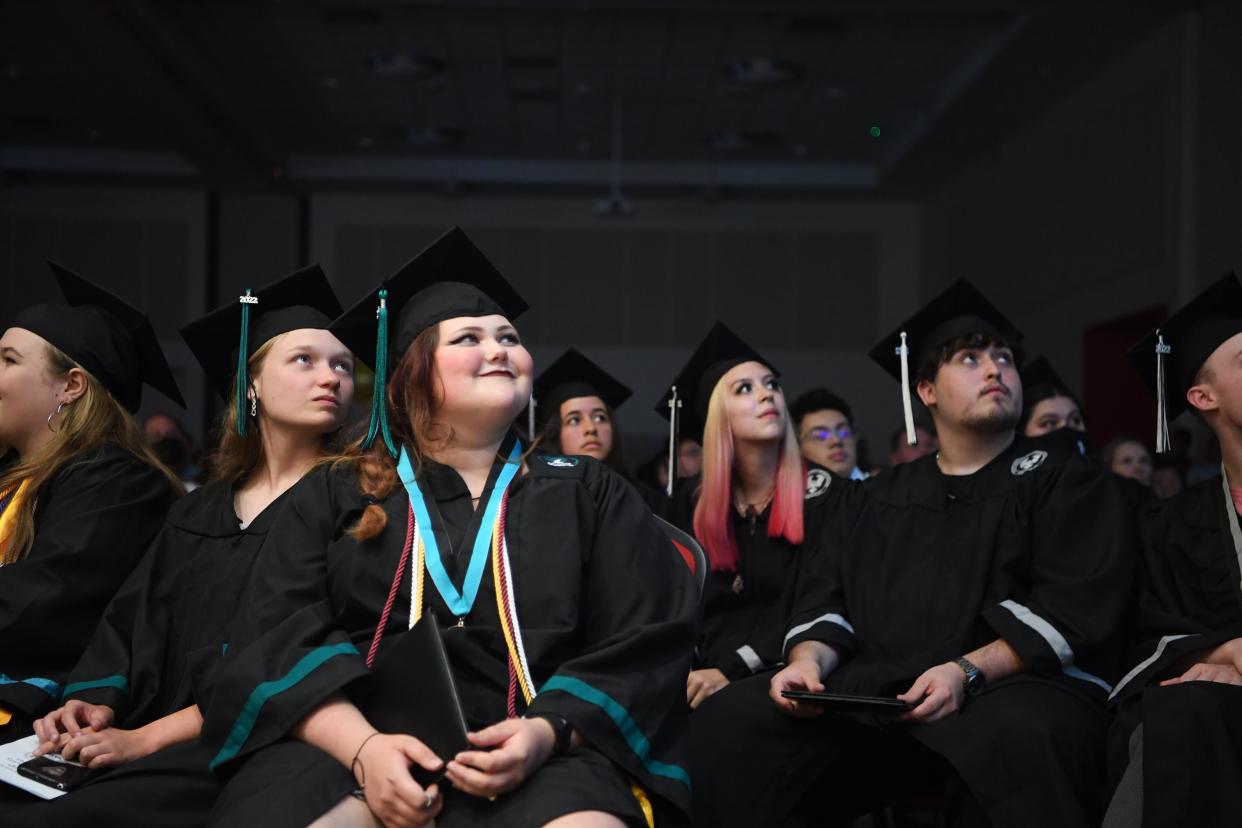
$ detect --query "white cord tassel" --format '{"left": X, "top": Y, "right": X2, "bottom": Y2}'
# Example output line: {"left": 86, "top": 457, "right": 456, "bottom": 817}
{"left": 1155, "top": 333, "right": 1171, "bottom": 454}
{"left": 527, "top": 396, "right": 537, "bottom": 441}
{"left": 666, "top": 386, "right": 680, "bottom": 497}
{"left": 897, "top": 331, "right": 917, "bottom": 446}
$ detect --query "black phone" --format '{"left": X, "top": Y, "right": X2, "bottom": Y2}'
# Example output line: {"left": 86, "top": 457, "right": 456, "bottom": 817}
{"left": 780, "top": 690, "right": 913, "bottom": 715}
{"left": 17, "top": 756, "right": 99, "bottom": 792}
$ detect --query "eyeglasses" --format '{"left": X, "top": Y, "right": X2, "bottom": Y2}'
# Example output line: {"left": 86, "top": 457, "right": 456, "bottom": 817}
{"left": 804, "top": 426, "right": 853, "bottom": 442}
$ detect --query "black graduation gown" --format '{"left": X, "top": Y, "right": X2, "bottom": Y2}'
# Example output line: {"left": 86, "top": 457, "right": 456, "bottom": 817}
{"left": 667, "top": 467, "right": 835, "bottom": 680}
{"left": 0, "top": 444, "right": 177, "bottom": 726}
{"left": 692, "top": 432, "right": 1135, "bottom": 828}
{"left": 57, "top": 480, "right": 286, "bottom": 727}
{"left": 4, "top": 481, "right": 297, "bottom": 827}
{"left": 1106, "top": 473, "right": 1242, "bottom": 828}
{"left": 201, "top": 437, "right": 698, "bottom": 827}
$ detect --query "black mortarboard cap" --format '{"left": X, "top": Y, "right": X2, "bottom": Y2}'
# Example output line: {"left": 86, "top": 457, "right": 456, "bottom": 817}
{"left": 1127, "top": 271, "right": 1242, "bottom": 452}
{"left": 10, "top": 262, "right": 185, "bottom": 412}
{"left": 530, "top": 348, "right": 632, "bottom": 434}
{"left": 1020, "top": 355, "right": 1071, "bottom": 396}
{"left": 329, "top": 226, "right": 528, "bottom": 456}
{"left": 655, "top": 322, "right": 776, "bottom": 444}
{"left": 179, "top": 264, "right": 345, "bottom": 406}
{"left": 868, "top": 279, "right": 1023, "bottom": 446}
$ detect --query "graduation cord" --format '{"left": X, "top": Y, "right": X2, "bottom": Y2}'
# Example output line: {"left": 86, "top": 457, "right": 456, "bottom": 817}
{"left": 376, "top": 491, "right": 537, "bottom": 714}
{"left": 491, "top": 493, "right": 536, "bottom": 714}
{"left": 366, "top": 503, "right": 416, "bottom": 669}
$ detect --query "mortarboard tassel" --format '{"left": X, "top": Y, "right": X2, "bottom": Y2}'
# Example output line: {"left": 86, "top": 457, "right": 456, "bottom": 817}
{"left": 1155, "top": 332, "right": 1171, "bottom": 454}
{"left": 897, "top": 331, "right": 917, "bottom": 446}
{"left": 236, "top": 289, "right": 257, "bottom": 436}
{"left": 666, "top": 386, "right": 681, "bottom": 498}
{"left": 363, "top": 289, "right": 398, "bottom": 458}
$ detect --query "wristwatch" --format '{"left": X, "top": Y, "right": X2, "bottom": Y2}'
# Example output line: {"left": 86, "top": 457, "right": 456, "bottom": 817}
{"left": 954, "top": 657, "right": 986, "bottom": 696}
{"left": 528, "top": 713, "right": 574, "bottom": 756}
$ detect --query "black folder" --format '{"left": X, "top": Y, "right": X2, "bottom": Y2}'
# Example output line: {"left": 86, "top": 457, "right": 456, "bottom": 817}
{"left": 780, "top": 690, "right": 912, "bottom": 716}
{"left": 358, "top": 613, "right": 471, "bottom": 785}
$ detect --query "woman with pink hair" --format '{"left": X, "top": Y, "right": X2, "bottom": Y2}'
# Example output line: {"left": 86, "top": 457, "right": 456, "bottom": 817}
{"left": 659, "top": 323, "right": 835, "bottom": 713}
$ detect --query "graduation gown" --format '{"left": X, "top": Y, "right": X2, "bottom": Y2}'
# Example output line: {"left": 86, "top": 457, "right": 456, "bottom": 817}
{"left": 60, "top": 480, "right": 288, "bottom": 727}
{"left": 201, "top": 435, "right": 698, "bottom": 827}
{"left": 693, "top": 432, "right": 1135, "bottom": 828}
{"left": 0, "top": 444, "right": 178, "bottom": 724}
{"left": 667, "top": 466, "right": 835, "bottom": 680}
{"left": 4, "top": 481, "right": 297, "bottom": 827}
{"left": 1106, "top": 473, "right": 1242, "bottom": 828}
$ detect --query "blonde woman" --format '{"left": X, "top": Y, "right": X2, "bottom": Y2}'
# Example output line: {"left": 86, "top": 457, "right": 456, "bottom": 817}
{"left": 0, "top": 263, "right": 183, "bottom": 743}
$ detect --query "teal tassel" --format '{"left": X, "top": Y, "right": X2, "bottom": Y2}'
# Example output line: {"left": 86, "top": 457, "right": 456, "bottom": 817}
{"left": 236, "top": 289, "right": 256, "bottom": 436}
{"left": 363, "top": 289, "right": 398, "bottom": 457}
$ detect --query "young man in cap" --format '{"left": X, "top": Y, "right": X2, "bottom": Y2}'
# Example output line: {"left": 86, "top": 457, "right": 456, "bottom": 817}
{"left": 1104, "top": 272, "right": 1242, "bottom": 828}
{"left": 691, "top": 280, "right": 1134, "bottom": 828}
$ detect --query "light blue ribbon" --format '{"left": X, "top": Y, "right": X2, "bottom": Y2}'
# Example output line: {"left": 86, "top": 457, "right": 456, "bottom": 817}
{"left": 396, "top": 441, "right": 522, "bottom": 618}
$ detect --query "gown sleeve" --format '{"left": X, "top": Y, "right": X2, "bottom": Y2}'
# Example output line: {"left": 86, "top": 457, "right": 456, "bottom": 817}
{"left": 1108, "top": 486, "right": 1242, "bottom": 704}
{"left": 200, "top": 468, "right": 368, "bottom": 772}
{"left": 782, "top": 481, "right": 866, "bottom": 660}
{"left": 980, "top": 454, "right": 1137, "bottom": 691}
{"left": 523, "top": 465, "right": 699, "bottom": 814}
{"left": 0, "top": 448, "right": 176, "bottom": 718}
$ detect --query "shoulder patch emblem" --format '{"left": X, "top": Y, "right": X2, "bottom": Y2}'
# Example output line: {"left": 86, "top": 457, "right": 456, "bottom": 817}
{"left": 805, "top": 468, "right": 832, "bottom": 499}
{"left": 1010, "top": 450, "right": 1048, "bottom": 476}
{"left": 539, "top": 454, "right": 579, "bottom": 468}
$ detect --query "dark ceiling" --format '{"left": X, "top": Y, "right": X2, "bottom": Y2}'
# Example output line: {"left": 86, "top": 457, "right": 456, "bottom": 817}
{"left": 0, "top": 0, "right": 1184, "bottom": 196}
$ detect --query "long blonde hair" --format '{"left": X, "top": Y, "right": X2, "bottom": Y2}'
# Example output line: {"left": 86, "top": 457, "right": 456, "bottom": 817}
{"left": 207, "top": 337, "right": 275, "bottom": 484}
{"left": 0, "top": 342, "right": 183, "bottom": 564}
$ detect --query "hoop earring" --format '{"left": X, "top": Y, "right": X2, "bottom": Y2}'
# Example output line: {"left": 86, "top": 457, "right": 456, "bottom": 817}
{"left": 250, "top": 396, "right": 257, "bottom": 418}
{"left": 46, "top": 401, "right": 67, "bottom": 432}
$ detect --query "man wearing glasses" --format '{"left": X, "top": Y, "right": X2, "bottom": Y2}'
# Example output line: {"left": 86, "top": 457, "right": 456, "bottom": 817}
{"left": 789, "top": 389, "right": 868, "bottom": 480}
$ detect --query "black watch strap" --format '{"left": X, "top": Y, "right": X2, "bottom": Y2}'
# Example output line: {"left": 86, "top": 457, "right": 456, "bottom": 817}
{"left": 529, "top": 713, "right": 573, "bottom": 756}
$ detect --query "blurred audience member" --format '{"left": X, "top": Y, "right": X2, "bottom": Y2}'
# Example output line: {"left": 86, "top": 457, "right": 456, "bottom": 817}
{"left": 887, "top": 422, "right": 938, "bottom": 466}
{"left": 1101, "top": 435, "right": 1153, "bottom": 486}
{"left": 142, "top": 413, "right": 198, "bottom": 489}
{"left": 789, "top": 389, "right": 866, "bottom": 480}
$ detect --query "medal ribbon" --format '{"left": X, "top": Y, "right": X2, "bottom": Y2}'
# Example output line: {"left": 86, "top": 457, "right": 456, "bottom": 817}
{"left": 397, "top": 441, "right": 522, "bottom": 618}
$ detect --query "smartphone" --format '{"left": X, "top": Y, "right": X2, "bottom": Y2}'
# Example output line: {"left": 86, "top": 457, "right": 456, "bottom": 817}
{"left": 17, "top": 756, "right": 100, "bottom": 792}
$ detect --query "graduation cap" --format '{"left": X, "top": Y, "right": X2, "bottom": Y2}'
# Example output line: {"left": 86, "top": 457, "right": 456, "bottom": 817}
{"left": 655, "top": 322, "right": 775, "bottom": 493}
{"left": 8, "top": 262, "right": 185, "bottom": 413}
{"left": 179, "top": 264, "right": 344, "bottom": 435}
{"left": 868, "top": 279, "right": 1023, "bottom": 447}
{"left": 330, "top": 226, "right": 528, "bottom": 457}
{"left": 529, "top": 348, "right": 632, "bottom": 437}
{"left": 1127, "top": 272, "right": 1242, "bottom": 453}
{"left": 1021, "top": 356, "right": 1071, "bottom": 396}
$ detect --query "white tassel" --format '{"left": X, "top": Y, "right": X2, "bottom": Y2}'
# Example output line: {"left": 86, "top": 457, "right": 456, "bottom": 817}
{"left": 897, "top": 331, "right": 917, "bottom": 446}
{"left": 666, "top": 386, "right": 680, "bottom": 497}
{"left": 527, "top": 396, "right": 537, "bottom": 441}
{"left": 1155, "top": 333, "right": 1171, "bottom": 454}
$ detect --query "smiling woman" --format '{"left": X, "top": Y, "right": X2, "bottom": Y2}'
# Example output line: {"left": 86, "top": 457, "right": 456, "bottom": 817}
{"left": 196, "top": 227, "right": 697, "bottom": 828}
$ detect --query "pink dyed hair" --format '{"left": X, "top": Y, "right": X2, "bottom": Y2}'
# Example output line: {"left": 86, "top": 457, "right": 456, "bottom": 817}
{"left": 692, "top": 370, "right": 806, "bottom": 572}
